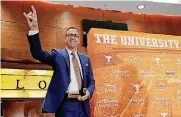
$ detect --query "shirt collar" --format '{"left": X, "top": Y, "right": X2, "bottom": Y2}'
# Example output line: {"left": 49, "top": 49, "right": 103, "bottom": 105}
{"left": 66, "top": 47, "right": 78, "bottom": 56}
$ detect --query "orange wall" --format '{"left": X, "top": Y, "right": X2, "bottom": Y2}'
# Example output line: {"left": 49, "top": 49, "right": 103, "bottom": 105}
{"left": 1, "top": 1, "right": 181, "bottom": 70}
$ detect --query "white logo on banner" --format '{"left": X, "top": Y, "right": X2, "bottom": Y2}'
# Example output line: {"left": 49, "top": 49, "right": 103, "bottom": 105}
{"left": 112, "top": 69, "right": 130, "bottom": 76}
{"left": 97, "top": 99, "right": 119, "bottom": 108}
{"left": 164, "top": 70, "right": 176, "bottom": 76}
{"left": 105, "top": 55, "right": 112, "bottom": 63}
{"left": 128, "top": 56, "right": 140, "bottom": 64}
{"left": 175, "top": 58, "right": 181, "bottom": 64}
{"left": 154, "top": 57, "right": 163, "bottom": 66}
{"left": 130, "top": 83, "right": 142, "bottom": 93}
{"left": 103, "top": 114, "right": 120, "bottom": 117}
{"left": 160, "top": 112, "right": 168, "bottom": 117}
{"left": 155, "top": 58, "right": 161, "bottom": 64}
{"left": 138, "top": 70, "right": 156, "bottom": 77}
{"left": 157, "top": 83, "right": 166, "bottom": 90}
{"left": 105, "top": 85, "right": 116, "bottom": 92}
{"left": 128, "top": 98, "right": 145, "bottom": 106}
{"left": 154, "top": 97, "right": 170, "bottom": 104}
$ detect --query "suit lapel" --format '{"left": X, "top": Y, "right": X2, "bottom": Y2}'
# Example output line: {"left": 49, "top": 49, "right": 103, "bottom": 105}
{"left": 62, "top": 49, "right": 86, "bottom": 83}
{"left": 62, "top": 49, "right": 70, "bottom": 75}
{"left": 78, "top": 53, "right": 86, "bottom": 82}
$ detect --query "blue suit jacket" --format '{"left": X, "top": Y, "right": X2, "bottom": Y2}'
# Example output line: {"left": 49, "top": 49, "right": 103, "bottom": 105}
{"left": 27, "top": 33, "right": 95, "bottom": 116}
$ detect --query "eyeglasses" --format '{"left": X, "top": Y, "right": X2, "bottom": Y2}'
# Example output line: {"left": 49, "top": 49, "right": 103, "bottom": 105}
{"left": 66, "top": 33, "right": 79, "bottom": 38}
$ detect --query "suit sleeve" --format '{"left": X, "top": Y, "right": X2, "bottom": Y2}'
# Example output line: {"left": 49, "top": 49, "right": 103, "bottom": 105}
{"left": 87, "top": 57, "right": 95, "bottom": 99}
{"left": 27, "top": 33, "right": 56, "bottom": 67}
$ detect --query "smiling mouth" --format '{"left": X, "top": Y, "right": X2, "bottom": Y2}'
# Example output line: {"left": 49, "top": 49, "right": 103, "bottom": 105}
{"left": 69, "top": 40, "right": 77, "bottom": 43}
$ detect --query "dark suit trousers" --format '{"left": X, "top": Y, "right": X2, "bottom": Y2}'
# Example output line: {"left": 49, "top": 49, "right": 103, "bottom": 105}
{"left": 55, "top": 95, "right": 89, "bottom": 117}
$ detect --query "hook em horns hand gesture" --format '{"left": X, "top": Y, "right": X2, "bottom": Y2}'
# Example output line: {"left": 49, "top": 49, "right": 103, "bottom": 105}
{"left": 23, "top": 5, "right": 39, "bottom": 31}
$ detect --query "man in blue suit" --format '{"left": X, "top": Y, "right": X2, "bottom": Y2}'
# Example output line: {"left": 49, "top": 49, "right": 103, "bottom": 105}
{"left": 24, "top": 6, "right": 95, "bottom": 117}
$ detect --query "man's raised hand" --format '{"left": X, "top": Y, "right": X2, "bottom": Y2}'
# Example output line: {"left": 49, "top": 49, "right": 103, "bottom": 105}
{"left": 23, "top": 5, "right": 38, "bottom": 31}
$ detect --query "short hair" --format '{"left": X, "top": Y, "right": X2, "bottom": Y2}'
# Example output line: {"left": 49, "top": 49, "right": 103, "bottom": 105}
{"left": 66, "top": 27, "right": 79, "bottom": 34}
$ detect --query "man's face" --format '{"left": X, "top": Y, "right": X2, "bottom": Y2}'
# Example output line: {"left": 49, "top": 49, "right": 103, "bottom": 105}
{"left": 65, "top": 29, "right": 80, "bottom": 49}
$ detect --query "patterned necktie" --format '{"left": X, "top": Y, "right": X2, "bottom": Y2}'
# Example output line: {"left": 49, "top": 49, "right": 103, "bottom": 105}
{"left": 71, "top": 52, "right": 82, "bottom": 90}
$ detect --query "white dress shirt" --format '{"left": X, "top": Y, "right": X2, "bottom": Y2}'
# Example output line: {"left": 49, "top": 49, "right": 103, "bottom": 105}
{"left": 28, "top": 30, "right": 39, "bottom": 36}
{"left": 66, "top": 48, "right": 83, "bottom": 94}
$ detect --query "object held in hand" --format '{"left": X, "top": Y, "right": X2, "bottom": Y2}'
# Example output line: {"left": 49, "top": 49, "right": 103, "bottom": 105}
{"left": 67, "top": 94, "right": 81, "bottom": 99}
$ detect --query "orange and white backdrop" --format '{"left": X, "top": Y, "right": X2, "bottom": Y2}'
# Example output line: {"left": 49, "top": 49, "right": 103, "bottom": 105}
{"left": 87, "top": 28, "right": 181, "bottom": 117}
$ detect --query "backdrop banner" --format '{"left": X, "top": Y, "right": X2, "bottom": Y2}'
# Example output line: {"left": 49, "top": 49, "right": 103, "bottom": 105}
{"left": 87, "top": 28, "right": 181, "bottom": 117}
